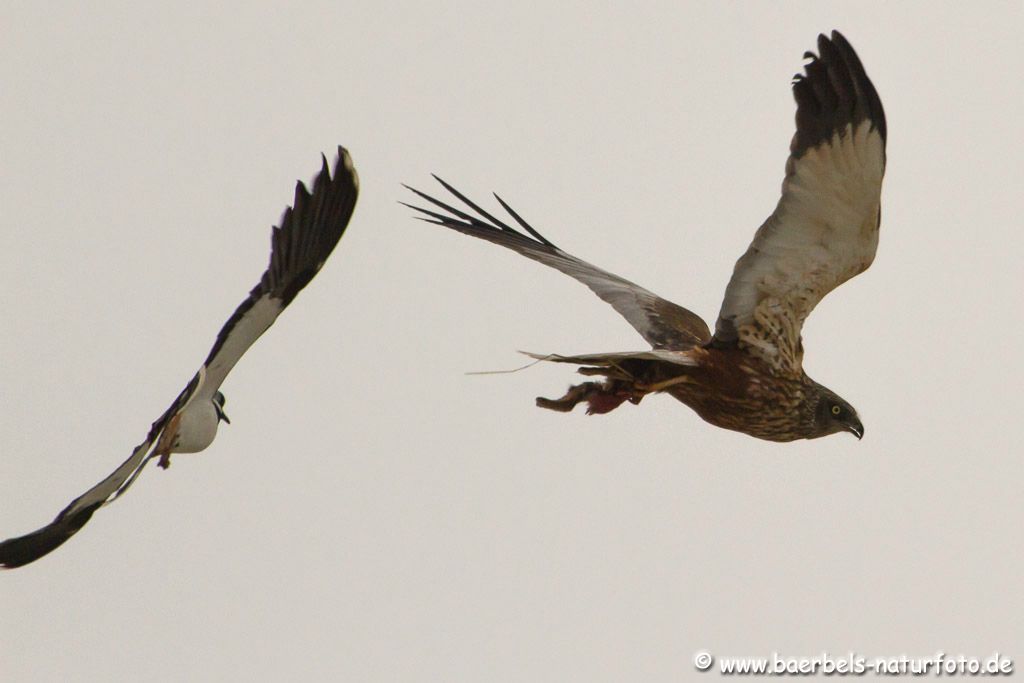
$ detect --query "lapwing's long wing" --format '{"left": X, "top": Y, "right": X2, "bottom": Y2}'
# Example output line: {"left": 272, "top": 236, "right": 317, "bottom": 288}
{"left": 0, "top": 376, "right": 199, "bottom": 568}
{"left": 196, "top": 148, "right": 358, "bottom": 401}
{"left": 711, "top": 32, "right": 886, "bottom": 376}
{"left": 403, "top": 180, "right": 711, "bottom": 350}
{"left": 0, "top": 147, "right": 359, "bottom": 569}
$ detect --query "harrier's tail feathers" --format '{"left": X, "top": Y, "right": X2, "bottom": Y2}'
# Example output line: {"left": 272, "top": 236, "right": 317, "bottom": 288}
{"left": 520, "top": 349, "right": 699, "bottom": 367}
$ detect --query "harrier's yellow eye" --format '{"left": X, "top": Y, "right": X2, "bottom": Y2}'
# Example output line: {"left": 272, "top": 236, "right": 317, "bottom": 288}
{"left": 831, "top": 405, "right": 842, "bottom": 416}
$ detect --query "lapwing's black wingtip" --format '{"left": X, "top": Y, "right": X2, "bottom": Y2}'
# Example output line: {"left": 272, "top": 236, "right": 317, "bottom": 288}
{"left": 257, "top": 144, "right": 359, "bottom": 306}
{"left": 0, "top": 503, "right": 101, "bottom": 570}
{"left": 334, "top": 146, "right": 359, "bottom": 193}
{"left": 829, "top": 29, "right": 850, "bottom": 46}
{"left": 312, "top": 147, "right": 356, "bottom": 190}
{"left": 294, "top": 177, "right": 312, "bottom": 200}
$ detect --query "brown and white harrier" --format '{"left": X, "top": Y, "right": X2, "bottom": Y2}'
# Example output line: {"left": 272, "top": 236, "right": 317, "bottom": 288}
{"left": 0, "top": 147, "right": 359, "bottom": 568}
{"left": 405, "top": 31, "right": 885, "bottom": 443}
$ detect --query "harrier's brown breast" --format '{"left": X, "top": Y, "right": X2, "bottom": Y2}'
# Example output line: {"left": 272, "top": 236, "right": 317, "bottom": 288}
{"left": 668, "top": 347, "right": 813, "bottom": 442}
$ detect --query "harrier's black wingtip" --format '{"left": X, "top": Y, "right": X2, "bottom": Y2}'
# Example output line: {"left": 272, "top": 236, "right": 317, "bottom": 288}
{"left": 400, "top": 199, "right": 454, "bottom": 226}
{"left": 790, "top": 31, "right": 886, "bottom": 157}
{"left": 826, "top": 31, "right": 887, "bottom": 144}
{"left": 404, "top": 179, "right": 561, "bottom": 253}
{"left": 492, "top": 193, "right": 556, "bottom": 248}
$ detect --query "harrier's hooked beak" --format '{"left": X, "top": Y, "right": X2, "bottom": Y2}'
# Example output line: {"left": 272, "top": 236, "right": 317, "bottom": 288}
{"left": 845, "top": 417, "right": 863, "bottom": 440}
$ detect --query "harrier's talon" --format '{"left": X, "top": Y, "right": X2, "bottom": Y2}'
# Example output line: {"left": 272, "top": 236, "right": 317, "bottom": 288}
{"left": 536, "top": 381, "right": 645, "bottom": 415}
{"left": 157, "top": 454, "right": 171, "bottom": 470}
{"left": 536, "top": 382, "right": 602, "bottom": 412}
{"left": 536, "top": 396, "right": 574, "bottom": 412}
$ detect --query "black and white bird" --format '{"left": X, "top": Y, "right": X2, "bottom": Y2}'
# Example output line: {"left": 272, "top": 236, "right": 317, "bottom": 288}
{"left": 0, "top": 147, "right": 359, "bottom": 568}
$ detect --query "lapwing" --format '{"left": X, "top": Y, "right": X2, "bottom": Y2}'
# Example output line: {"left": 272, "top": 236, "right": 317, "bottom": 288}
{"left": 1, "top": 147, "right": 359, "bottom": 568}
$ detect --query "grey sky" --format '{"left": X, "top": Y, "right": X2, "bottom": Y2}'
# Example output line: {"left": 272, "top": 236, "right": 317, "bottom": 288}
{"left": 1, "top": 2, "right": 1021, "bottom": 680}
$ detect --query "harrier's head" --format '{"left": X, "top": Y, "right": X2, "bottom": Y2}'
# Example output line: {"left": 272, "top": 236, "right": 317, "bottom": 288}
{"left": 809, "top": 386, "right": 863, "bottom": 440}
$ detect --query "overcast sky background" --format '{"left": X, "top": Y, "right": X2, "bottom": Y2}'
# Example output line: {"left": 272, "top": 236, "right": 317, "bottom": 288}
{"left": 2, "top": 2, "right": 1021, "bottom": 680}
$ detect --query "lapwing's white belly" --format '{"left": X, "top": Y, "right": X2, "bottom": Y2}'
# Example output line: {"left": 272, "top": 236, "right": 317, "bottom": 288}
{"left": 171, "top": 402, "right": 221, "bottom": 453}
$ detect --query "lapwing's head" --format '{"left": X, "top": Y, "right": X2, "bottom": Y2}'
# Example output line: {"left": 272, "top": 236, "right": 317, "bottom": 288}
{"left": 213, "top": 391, "right": 231, "bottom": 424}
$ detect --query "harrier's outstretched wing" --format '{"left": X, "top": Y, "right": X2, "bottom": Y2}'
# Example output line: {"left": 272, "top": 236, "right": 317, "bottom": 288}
{"left": 712, "top": 31, "right": 886, "bottom": 376}
{"left": 404, "top": 179, "right": 710, "bottom": 349}
{"left": 0, "top": 147, "right": 358, "bottom": 569}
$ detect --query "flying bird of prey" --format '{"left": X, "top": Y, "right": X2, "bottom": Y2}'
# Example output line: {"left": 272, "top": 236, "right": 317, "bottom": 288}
{"left": 0, "top": 147, "right": 359, "bottom": 568}
{"left": 405, "top": 31, "right": 885, "bottom": 443}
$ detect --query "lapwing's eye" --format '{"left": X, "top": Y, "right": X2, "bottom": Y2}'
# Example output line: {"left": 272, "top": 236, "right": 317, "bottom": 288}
{"left": 831, "top": 404, "right": 841, "bottom": 416}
